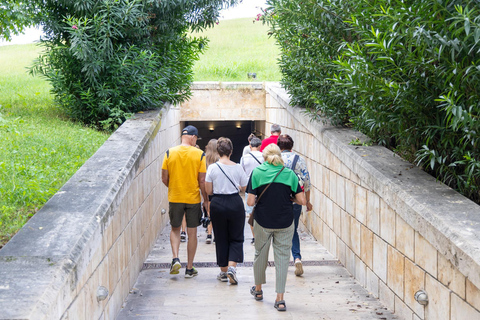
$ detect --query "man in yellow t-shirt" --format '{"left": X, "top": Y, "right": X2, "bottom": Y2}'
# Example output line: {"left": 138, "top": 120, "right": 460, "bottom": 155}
{"left": 162, "top": 125, "right": 208, "bottom": 278}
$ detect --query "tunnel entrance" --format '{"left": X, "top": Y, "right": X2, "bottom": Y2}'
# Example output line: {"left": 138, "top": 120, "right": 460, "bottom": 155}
{"left": 183, "top": 120, "right": 264, "bottom": 163}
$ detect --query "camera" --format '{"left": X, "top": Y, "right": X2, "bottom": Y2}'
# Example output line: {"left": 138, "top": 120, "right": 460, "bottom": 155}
{"left": 201, "top": 216, "right": 211, "bottom": 228}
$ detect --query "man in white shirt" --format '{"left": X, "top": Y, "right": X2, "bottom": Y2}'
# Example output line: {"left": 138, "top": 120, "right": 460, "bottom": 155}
{"left": 240, "top": 137, "right": 263, "bottom": 244}
{"left": 242, "top": 133, "right": 257, "bottom": 157}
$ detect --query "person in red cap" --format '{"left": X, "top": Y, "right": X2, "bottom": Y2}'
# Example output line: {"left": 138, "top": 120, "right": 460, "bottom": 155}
{"left": 162, "top": 125, "right": 208, "bottom": 278}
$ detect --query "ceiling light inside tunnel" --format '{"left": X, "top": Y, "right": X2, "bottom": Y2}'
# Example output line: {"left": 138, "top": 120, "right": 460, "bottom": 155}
{"left": 236, "top": 124, "right": 241, "bottom": 129}
{"left": 209, "top": 126, "right": 214, "bottom": 132}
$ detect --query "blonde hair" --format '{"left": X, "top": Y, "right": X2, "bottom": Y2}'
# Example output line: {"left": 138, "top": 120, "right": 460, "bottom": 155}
{"left": 262, "top": 144, "right": 284, "bottom": 166}
{"left": 205, "top": 139, "right": 219, "bottom": 167}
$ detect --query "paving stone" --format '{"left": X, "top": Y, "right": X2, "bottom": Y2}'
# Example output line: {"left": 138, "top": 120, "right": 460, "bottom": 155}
{"left": 117, "top": 220, "right": 397, "bottom": 320}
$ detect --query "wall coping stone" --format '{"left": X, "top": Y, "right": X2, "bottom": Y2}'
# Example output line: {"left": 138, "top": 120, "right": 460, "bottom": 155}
{"left": 190, "top": 81, "right": 264, "bottom": 90}
{"left": 0, "top": 110, "right": 162, "bottom": 319}
{"left": 265, "top": 83, "right": 480, "bottom": 290}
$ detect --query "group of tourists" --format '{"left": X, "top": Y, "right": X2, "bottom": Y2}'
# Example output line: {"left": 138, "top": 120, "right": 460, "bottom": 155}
{"left": 161, "top": 124, "right": 312, "bottom": 312}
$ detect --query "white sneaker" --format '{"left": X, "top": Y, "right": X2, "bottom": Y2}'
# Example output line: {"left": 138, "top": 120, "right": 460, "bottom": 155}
{"left": 206, "top": 234, "right": 212, "bottom": 244}
{"left": 227, "top": 266, "right": 238, "bottom": 285}
{"left": 294, "top": 260, "right": 304, "bottom": 276}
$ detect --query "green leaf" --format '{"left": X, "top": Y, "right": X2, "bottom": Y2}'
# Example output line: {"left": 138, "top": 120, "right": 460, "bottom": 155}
{"left": 465, "top": 19, "right": 470, "bottom": 36}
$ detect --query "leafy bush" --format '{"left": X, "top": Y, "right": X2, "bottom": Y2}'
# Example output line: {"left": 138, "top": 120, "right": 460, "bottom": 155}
{"left": 260, "top": 0, "right": 353, "bottom": 126}
{"left": 31, "top": 0, "right": 239, "bottom": 130}
{"left": 264, "top": 0, "right": 480, "bottom": 203}
{"left": 0, "top": 1, "right": 38, "bottom": 41}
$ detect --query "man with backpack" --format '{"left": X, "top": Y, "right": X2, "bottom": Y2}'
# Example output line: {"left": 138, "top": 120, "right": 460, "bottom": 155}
{"left": 162, "top": 125, "right": 208, "bottom": 278}
{"left": 277, "top": 134, "right": 313, "bottom": 276}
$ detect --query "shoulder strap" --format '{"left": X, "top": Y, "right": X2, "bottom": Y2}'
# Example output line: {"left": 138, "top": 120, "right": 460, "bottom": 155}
{"left": 255, "top": 166, "right": 285, "bottom": 205}
{"left": 249, "top": 152, "right": 262, "bottom": 164}
{"left": 291, "top": 154, "right": 299, "bottom": 172}
{"left": 215, "top": 163, "right": 239, "bottom": 192}
{"left": 166, "top": 149, "right": 170, "bottom": 158}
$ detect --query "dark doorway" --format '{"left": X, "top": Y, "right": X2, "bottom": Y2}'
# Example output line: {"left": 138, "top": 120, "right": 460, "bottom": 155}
{"left": 183, "top": 120, "right": 261, "bottom": 163}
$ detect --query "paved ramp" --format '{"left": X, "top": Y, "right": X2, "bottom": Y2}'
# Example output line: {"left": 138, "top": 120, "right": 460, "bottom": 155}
{"left": 116, "top": 217, "right": 397, "bottom": 320}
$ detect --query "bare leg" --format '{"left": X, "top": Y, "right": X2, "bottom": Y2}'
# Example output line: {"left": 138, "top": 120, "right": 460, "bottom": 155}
{"left": 181, "top": 216, "right": 187, "bottom": 233}
{"left": 207, "top": 222, "right": 213, "bottom": 235}
{"left": 186, "top": 227, "right": 197, "bottom": 269}
{"left": 275, "top": 293, "right": 286, "bottom": 309}
{"left": 170, "top": 226, "right": 181, "bottom": 258}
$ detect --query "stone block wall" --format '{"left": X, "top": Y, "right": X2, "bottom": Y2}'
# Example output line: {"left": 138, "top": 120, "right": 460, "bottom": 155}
{"left": 264, "top": 83, "right": 480, "bottom": 320}
{"left": 0, "top": 106, "right": 180, "bottom": 319}
{"left": 181, "top": 82, "right": 265, "bottom": 121}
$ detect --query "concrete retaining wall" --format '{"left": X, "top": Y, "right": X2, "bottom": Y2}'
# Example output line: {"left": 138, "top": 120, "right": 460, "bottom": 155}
{"left": 264, "top": 83, "right": 480, "bottom": 320}
{"left": 0, "top": 106, "right": 181, "bottom": 319}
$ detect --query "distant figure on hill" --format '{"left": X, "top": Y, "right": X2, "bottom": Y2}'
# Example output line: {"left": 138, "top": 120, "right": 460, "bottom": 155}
{"left": 260, "top": 124, "right": 281, "bottom": 152}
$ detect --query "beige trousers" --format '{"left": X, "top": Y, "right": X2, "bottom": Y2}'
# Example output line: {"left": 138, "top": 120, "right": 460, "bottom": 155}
{"left": 253, "top": 221, "right": 294, "bottom": 294}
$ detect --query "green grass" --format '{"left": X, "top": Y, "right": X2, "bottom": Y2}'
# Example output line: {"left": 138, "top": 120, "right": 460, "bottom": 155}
{"left": 192, "top": 18, "right": 281, "bottom": 81}
{"left": 0, "top": 44, "right": 109, "bottom": 247}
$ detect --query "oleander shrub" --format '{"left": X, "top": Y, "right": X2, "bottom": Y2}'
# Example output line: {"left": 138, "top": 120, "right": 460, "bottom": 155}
{"left": 263, "top": 0, "right": 480, "bottom": 203}
{"left": 30, "top": 0, "right": 238, "bottom": 130}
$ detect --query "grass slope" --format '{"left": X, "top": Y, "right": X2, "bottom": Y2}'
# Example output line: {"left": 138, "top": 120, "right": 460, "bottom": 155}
{"left": 0, "top": 44, "right": 109, "bottom": 247}
{"left": 193, "top": 18, "right": 281, "bottom": 81}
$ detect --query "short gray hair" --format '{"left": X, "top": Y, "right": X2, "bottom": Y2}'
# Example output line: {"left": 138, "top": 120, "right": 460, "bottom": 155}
{"left": 250, "top": 137, "right": 262, "bottom": 148}
{"left": 271, "top": 124, "right": 281, "bottom": 133}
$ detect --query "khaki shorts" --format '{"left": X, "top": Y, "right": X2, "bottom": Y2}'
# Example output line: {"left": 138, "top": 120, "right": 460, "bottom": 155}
{"left": 169, "top": 202, "right": 202, "bottom": 228}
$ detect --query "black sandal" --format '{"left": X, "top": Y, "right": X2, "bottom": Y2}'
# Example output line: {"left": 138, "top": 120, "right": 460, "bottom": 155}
{"left": 250, "top": 286, "right": 263, "bottom": 301}
{"left": 274, "top": 300, "right": 286, "bottom": 311}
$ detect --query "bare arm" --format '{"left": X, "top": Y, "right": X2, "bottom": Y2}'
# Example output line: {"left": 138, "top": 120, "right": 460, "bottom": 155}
{"left": 205, "top": 181, "right": 213, "bottom": 196}
{"left": 293, "top": 191, "right": 306, "bottom": 206}
{"left": 247, "top": 193, "right": 256, "bottom": 207}
{"left": 240, "top": 186, "right": 246, "bottom": 193}
{"left": 198, "top": 172, "right": 209, "bottom": 204}
{"left": 162, "top": 169, "right": 169, "bottom": 187}
{"left": 305, "top": 190, "right": 313, "bottom": 211}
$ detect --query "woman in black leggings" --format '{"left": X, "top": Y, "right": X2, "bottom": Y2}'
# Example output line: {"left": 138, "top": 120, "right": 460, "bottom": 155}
{"left": 205, "top": 137, "right": 248, "bottom": 284}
